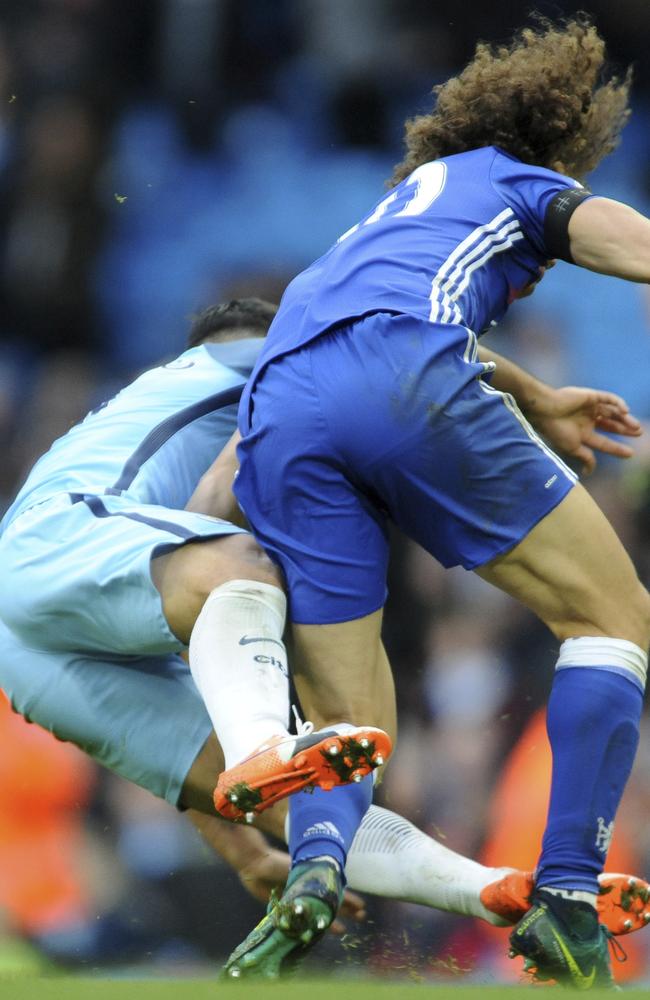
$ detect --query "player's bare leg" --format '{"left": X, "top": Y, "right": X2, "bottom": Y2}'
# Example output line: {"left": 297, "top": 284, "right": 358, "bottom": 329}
{"left": 477, "top": 483, "right": 650, "bottom": 984}
{"left": 291, "top": 615, "right": 397, "bottom": 744}
{"left": 152, "top": 533, "right": 281, "bottom": 644}
{"left": 476, "top": 485, "right": 650, "bottom": 648}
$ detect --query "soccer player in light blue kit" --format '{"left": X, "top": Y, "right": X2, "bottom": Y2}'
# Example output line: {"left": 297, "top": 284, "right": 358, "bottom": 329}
{"left": 227, "top": 20, "right": 650, "bottom": 985}
{"left": 0, "top": 299, "right": 393, "bottom": 897}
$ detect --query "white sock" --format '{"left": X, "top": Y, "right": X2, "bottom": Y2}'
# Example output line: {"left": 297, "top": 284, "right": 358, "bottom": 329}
{"left": 188, "top": 579, "right": 291, "bottom": 768}
{"left": 344, "top": 806, "right": 512, "bottom": 926}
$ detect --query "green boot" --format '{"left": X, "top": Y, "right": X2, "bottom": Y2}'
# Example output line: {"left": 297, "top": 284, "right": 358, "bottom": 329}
{"left": 222, "top": 859, "right": 343, "bottom": 980}
{"left": 509, "top": 891, "right": 618, "bottom": 990}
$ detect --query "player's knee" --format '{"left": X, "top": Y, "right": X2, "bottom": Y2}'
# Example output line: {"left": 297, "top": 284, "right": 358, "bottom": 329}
{"left": 192, "top": 533, "right": 283, "bottom": 599}
{"left": 593, "top": 581, "right": 650, "bottom": 650}
{"left": 551, "top": 580, "right": 650, "bottom": 651}
{"left": 153, "top": 533, "right": 284, "bottom": 643}
{"left": 167, "top": 533, "right": 283, "bottom": 624}
{"left": 626, "top": 584, "right": 650, "bottom": 649}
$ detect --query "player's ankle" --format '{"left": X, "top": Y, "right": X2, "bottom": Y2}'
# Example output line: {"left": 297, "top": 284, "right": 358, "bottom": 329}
{"left": 537, "top": 885, "right": 598, "bottom": 909}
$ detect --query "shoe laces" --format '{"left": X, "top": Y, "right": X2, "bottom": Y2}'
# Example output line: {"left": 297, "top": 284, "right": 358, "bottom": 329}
{"left": 604, "top": 927, "right": 628, "bottom": 964}
{"left": 291, "top": 704, "right": 314, "bottom": 737}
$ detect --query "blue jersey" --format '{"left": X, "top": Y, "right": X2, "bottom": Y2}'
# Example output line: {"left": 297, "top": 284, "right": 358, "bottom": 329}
{"left": 2, "top": 339, "right": 262, "bottom": 529}
{"left": 240, "top": 147, "right": 584, "bottom": 421}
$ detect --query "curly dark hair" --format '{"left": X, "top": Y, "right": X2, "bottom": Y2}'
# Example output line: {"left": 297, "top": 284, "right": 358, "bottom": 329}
{"left": 391, "top": 18, "right": 631, "bottom": 185}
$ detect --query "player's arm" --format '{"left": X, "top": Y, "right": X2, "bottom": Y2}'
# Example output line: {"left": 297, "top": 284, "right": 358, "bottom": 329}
{"left": 477, "top": 345, "right": 642, "bottom": 473}
{"left": 548, "top": 193, "right": 650, "bottom": 281}
{"left": 188, "top": 808, "right": 290, "bottom": 903}
{"left": 185, "top": 430, "right": 247, "bottom": 526}
{"left": 478, "top": 347, "right": 555, "bottom": 414}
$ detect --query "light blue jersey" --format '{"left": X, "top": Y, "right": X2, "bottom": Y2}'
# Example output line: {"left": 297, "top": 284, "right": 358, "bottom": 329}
{"left": 0, "top": 337, "right": 264, "bottom": 805}
{"left": 3, "top": 338, "right": 262, "bottom": 529}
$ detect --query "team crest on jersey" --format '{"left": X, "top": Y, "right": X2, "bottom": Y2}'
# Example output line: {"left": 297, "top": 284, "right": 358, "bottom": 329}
{"left": 595, "top": 816, "right": 614, "bottom": 854}
{"left": 163, "top": 358, "right": 195, "bottom": 369}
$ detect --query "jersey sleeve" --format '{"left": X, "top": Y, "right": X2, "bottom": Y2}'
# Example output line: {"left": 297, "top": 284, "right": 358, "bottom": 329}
{"left": 489, "top": 149, "right": 593, "bottom": 258}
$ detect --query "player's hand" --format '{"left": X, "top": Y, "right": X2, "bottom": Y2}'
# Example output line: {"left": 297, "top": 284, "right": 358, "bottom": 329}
{"left": 237, "top": 847, "right": 367, "bottom": 932}
{"left": 526, "top": 386, "right": 642, "bottom": 474}
{"left": 237, "top": 846, "right": 290, "bottom": 904}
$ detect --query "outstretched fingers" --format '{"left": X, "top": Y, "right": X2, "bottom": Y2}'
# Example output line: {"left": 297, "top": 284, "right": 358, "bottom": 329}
{"left": 585, "top": 430, "right": 635, "bottom": 459}
{"left": 590, "top": 392, "right": 641, "bottom": 435}
{"left": 596, "top": 410, "right": 643, "bottom": 437}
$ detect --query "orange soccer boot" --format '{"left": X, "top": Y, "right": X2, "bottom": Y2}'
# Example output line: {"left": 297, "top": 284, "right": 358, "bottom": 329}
{"left": 480, "top": 869, "right": 650, "bottom": 936}
{"left": 214, "top": 724, "right": 392, "bottom": 822}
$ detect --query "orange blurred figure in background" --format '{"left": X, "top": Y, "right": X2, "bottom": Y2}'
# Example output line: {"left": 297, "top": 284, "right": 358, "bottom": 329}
{"left": 480, "top": 708, "right": 645, "bottom": 983}
{"left": 0, "top": 690, "right": 95, "bottom": 939}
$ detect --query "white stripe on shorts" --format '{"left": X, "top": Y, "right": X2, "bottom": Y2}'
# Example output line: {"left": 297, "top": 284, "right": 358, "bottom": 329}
{"left": 478, "top": 379, "right": 578, "bottom": 484}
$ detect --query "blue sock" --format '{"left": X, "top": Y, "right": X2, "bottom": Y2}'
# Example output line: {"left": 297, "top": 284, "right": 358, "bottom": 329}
{"left": 289, "top": 775, "right": 373, "bottom": 873}
{"left": 536, "top": 666, "right": 642, "bottom": 894}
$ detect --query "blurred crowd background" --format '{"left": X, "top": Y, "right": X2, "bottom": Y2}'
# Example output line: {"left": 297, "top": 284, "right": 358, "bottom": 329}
{"left": 2, "top": 0, "right": 650, "bottom": 984}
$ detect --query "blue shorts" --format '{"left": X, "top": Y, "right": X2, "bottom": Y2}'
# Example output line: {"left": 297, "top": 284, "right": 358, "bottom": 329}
{"left": 236, "top": 312, "right": 576, "bottom": 625}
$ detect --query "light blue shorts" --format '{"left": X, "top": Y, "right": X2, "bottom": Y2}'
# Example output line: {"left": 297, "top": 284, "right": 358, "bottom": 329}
{"left": 0, "top": 492, "right": 245, "bottom": 654}
{"left": 0, "top": 618, "right": 212, "bottom": 805}
{"left": 0, "top": 491, "right": 244, "bottom": 803}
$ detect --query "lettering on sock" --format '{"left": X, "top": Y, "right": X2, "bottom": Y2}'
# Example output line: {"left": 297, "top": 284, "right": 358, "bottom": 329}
{"left": 253, "top": 653, "right": 288, "bottom": 676}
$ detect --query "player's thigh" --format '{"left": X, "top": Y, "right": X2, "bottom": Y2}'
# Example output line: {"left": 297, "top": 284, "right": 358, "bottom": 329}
{"left": 236, "top": 346, "right": 391, "bottom": 626}
{"left": 0, "top": 617, "right": 213, "bottom": 807}
{"left": 151, "top": 531, "right": 283, "bottom": 645}
{"left": 476, "top": 483, "right": 650, "bottom": 647}
{"left": 291, "top": 613, "right": 397, "bottom": 745}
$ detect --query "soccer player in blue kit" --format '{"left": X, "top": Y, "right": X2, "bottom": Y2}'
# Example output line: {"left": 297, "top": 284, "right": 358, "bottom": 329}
{"left": 7, "top": 295, "right": 642, "bottom": 953}
{"left": 1, "top": 298, "right": 647, "bottom": 974}
{"left": 226, "top": 19, "right": 650, "bottom": 986}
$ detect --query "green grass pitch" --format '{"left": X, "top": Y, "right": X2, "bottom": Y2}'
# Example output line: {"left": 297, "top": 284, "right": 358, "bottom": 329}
{"left": 2, "top": 980, "right": 648, "bottom": 1000}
